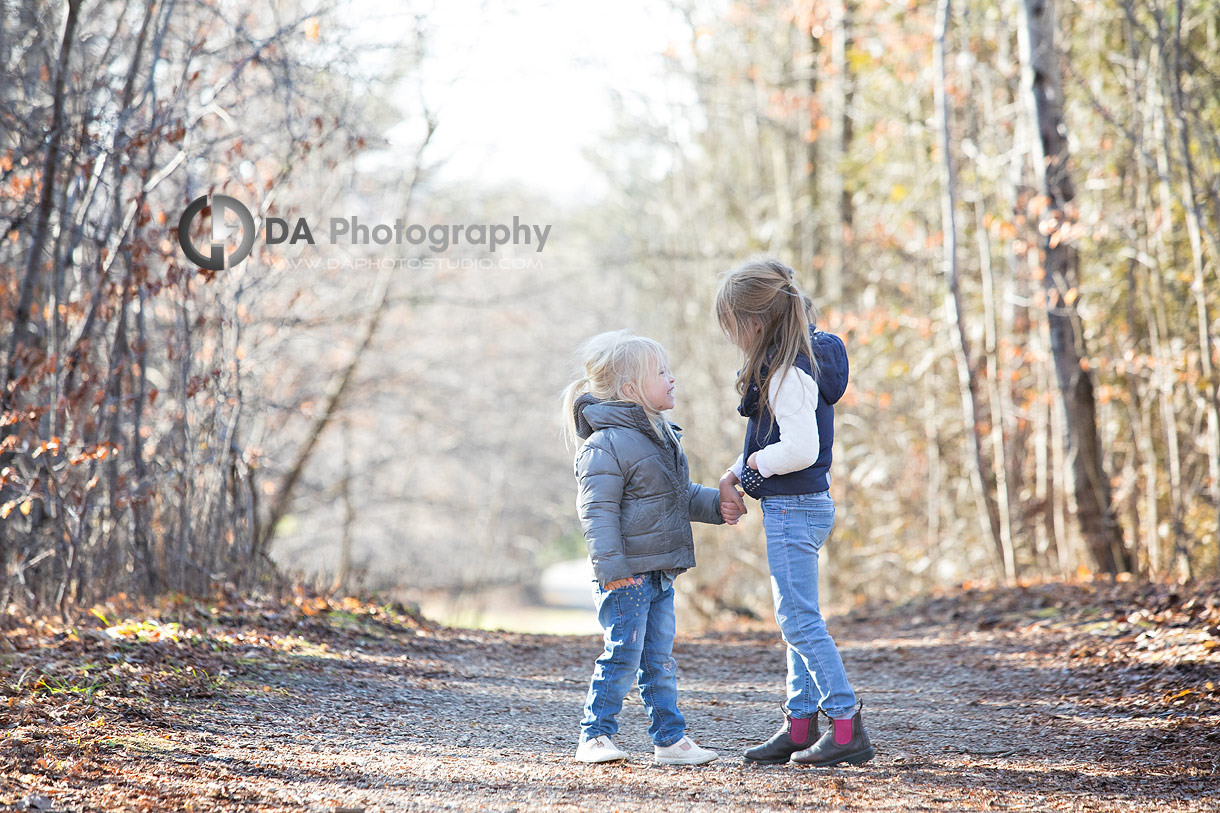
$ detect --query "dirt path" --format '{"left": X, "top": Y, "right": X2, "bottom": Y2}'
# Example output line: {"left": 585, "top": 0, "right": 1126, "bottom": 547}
{"left": 7, "top": 582, "right": 1214, "bottom": 812}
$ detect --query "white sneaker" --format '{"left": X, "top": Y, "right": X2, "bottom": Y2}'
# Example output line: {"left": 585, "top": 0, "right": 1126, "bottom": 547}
{"left": 654, "top": 735, "right": 718, "bottom": 765}
{"left": 575, "top": 735, "right": 629, "bottom": 763}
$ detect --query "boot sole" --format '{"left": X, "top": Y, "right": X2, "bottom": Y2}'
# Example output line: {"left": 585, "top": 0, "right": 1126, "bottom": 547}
{"left": 793, "top": 746, "right": 875, "bottom": 768}
{"left": 743, "top": 754, "right": 792, "bottom": 765}
{"left": 655, "top": 754, "right": 718, "bottom": 766}
{"left": 575, "top": 753, "right": 629, "bottom": 764}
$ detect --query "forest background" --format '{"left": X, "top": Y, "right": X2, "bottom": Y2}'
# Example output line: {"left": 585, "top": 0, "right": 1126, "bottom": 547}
{"left": 2, "top": 0, "right": 1218, "bottom": 626}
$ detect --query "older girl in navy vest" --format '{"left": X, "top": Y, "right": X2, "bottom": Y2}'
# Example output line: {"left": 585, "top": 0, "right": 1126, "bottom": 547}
{"left": 715, "top": 257, "right": 875, "bottom": 767}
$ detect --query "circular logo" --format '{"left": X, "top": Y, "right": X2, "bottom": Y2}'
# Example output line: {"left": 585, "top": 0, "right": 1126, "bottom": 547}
{"left": 177, "top": 194, "right": 256, "bottom": 271}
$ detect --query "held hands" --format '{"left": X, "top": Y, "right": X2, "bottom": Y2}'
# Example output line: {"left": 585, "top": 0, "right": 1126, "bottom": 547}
{"left": 719, "top": 471, "right": 747, "bottom": 525}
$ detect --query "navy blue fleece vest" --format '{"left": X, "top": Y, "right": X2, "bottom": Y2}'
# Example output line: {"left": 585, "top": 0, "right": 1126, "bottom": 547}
{"left": 739, "top": 328, "right": 850, "bottom": 497}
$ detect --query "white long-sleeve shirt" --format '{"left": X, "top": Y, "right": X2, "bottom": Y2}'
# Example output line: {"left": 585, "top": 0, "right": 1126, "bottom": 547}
{"left": 729, "top": 365, "right": 821, "bottom": 480}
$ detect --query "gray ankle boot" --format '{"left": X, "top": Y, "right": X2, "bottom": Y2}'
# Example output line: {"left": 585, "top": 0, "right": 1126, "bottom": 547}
{"left": 744, "top": 705, "right": 819, "bottom": 764}
{"left": 791, "top": 701, "right": 875, "bottom": 767}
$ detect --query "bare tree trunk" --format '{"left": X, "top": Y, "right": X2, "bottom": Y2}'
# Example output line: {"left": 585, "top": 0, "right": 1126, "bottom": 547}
{"left": 257, "top": 115, "right": 436, "bottom": 557}
{"left": 925, "top": 369, "right": 943, "bottom": 564}
{"left": 1033, "top": 336, "right": 1055, "bottom": 570}
{"left": 935, "top": 0, "right": 1010, "bottom": 580}
{"left": 1165, "top": 0, "right": 1220, "bottom": 573}
{"left": 334, "top": 417, "right": 355, "bottom": 594}
{"left": 257, "top": 270, "right": 393, "bottom": 556}
{"left": 1016, "top": 0, "right": 1128, "bottom": 574}
{"left": 825, "top": 0, "right": 853, "bottom": 304}
{"left": 807, "top": 25, "right": 831, "bottom": 297}
{"left": 770, "top": 137, "right": 795, "bottom": 258}
{"left": 1148, "top": 98, "right": 1187, "bottom": 577}
{"left": 1037, "top": 308, "right": 1073, "bottom": 574}
{"left": 1001, "top": 23, "right": 1040, "bottom": 572}
{"left": 5, "top": 0, "right": 81, "bottom": 391}
{"left": 0, "top": 1, "right": 82, "bottom": 563}
{"left": 975, "top": 199, "right": 1017, "bottom": 574}
{"left": 1118, "top": 256, "right": 1153, "bottom": 576}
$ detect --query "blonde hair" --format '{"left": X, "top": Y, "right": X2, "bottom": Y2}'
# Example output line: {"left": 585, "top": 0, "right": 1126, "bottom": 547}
{"left": 714, "top": 256, "right": 819, "bottom": 423}
{"left": 561, "top": 330, "right": 676, "bottom": 449}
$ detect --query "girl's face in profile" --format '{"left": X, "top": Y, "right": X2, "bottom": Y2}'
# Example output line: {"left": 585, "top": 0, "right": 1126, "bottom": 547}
{"left": 637, "top": 359, "right": 676, "bottom": 412}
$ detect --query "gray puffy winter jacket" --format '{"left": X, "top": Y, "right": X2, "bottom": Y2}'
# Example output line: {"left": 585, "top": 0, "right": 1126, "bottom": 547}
{"left": 573, "top": 393, "right": 724, "bottom": 587}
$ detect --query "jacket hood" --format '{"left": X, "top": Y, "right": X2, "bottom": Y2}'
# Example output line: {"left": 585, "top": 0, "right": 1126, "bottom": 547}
{"left": 574, "top": 392, "right": 664, "bottom": 441}
{"left": 810, "top": 328, "right": 849, "bottom": 405}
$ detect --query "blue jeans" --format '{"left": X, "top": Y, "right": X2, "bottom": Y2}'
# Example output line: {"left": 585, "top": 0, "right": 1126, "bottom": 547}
{"left": 580, "top": 571, "right": 686, "bottom": 747}
{"left": 761, "top": 491, "right": 857, "bottom": 720}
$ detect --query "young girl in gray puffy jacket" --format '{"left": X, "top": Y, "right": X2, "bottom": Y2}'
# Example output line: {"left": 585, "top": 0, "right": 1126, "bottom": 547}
{"left": 561, "top": 330, "right": 742, "bottom": 766}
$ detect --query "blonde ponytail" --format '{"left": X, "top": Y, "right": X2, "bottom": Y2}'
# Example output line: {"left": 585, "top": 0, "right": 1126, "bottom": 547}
{"left": 561, "top": 376, "right": 590, "bottom": 449}
{"left": 714, "top": 256, "right": 820, "bottom": 423}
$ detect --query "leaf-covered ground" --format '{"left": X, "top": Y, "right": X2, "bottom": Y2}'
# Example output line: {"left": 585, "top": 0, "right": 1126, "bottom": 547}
{"left": 1, "top": 579, "right": 1217, "bottom": 811}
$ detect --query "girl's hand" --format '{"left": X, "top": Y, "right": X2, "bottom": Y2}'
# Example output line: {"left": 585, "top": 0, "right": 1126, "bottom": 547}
{"left": 720, "top": 499, "right": 744, "bottom": 524}
{"left": 605, "top": 576, "right": 642, "bottom": 591}
{"left": 718, "top": 473, "right": 747, "bottom": 525}
{"left": 746, "top": 452, "right": 759, "bottom": 470}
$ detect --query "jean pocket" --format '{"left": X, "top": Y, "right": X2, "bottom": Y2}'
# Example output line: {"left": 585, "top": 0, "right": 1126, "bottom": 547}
{"left": 806, "top": 506, "right": 835, "bottom": 547}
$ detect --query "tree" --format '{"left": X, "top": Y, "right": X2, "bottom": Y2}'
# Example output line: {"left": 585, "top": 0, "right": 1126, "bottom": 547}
{"left": 1016, "top": 0, "right": 1130, "bottom": 574}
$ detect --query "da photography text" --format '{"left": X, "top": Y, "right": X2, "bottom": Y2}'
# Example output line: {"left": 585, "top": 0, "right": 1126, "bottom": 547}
{"left": 176, "top": 194, "right": 553, "bottom": 272}
{"left": 268, "top": 215, "right": 551, "bottom": 253}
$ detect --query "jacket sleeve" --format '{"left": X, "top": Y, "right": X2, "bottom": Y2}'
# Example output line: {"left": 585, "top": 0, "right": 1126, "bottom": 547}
{"left": 752, "top": 365, "right": 822, "bottom": 478}
{"left": 575, "top": 438, "right": 634, "bottom": 586}
{"left": 688, "top": 482, "right": 725, "bottom": 525}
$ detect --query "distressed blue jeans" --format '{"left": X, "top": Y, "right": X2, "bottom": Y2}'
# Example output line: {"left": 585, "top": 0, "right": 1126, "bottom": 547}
{"left": 580, "top": 570, "right": 686, "bottom": 747}
{"left": 761, "top": 491, "right": 857, "bottom": 720}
